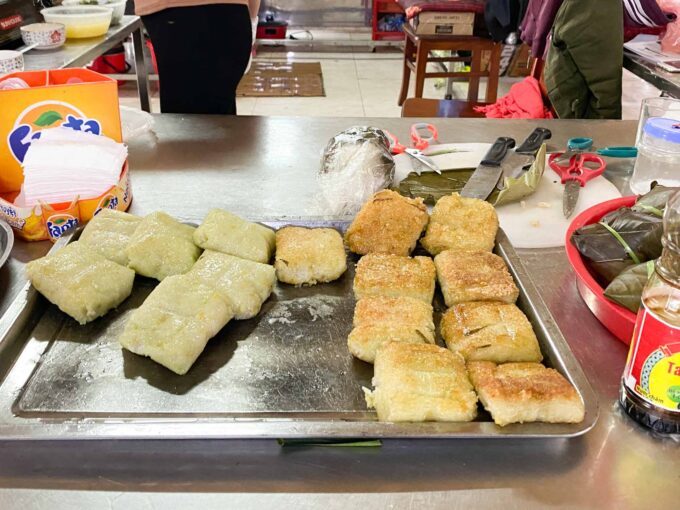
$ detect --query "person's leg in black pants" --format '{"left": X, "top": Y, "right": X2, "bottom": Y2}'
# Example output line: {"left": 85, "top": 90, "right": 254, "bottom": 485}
{"left": 142, "top": 4, "right": 251, "bottom": 114}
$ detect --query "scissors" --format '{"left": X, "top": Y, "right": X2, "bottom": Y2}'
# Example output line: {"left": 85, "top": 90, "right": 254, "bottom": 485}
{"left": 385, "top": 128, "right": 441, "bottom": 174}
{"left": 553, "top": 137, "right": 637, "bottom": 164}
{"left": 549, "top": 151, "right": 607, "bottom": 218}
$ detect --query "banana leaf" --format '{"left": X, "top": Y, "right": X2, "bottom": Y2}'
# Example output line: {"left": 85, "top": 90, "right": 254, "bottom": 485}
{"left": 631, "top": 185, "right": 677, "bottom": 217}
{"left": 571, "top": 208, "right": 663, "bottom": 285}
{"left": 396, "top": 168, "right": 477, "bottom": 205}
{"left": 604, "top": 260, "right": 655, "bottom": 313}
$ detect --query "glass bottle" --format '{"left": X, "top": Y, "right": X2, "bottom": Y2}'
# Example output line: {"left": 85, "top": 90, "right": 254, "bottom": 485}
{"left": 620, "top": 190, "right": 680, "bottom": 434}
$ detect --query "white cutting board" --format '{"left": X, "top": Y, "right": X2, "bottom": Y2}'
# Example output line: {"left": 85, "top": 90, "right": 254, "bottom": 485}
{"left": 496, "top": 161, "right": 621, "bottom": 248}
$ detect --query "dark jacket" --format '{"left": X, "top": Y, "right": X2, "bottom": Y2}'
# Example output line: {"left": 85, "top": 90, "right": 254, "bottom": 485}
{"left": 544, "top": 0, "right": 623, "bottom": 119}
{"left": 519, "top": 0, "right": 564, "bottom": 57}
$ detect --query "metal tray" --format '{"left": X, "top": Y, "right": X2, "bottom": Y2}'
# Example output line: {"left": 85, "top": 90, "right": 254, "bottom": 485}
{"left": 0, "top": 221, "right": 598, "bottom": 440}
{"left": 0, "top": 219, "right": 13, "bottom": 269}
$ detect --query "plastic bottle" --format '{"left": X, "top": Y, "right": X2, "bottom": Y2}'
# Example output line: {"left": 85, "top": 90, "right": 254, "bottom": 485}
{"left": 620, "top": 190, "right": 680, "bottom": 434}
{"left": 630, "top": 118, "right": 680, "bottom": 195}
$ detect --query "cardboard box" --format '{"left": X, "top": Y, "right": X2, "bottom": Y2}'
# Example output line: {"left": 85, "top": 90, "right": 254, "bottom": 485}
{"left": 0, "top": 68, "right": 129, "bottom": 241}
{"left": 237, "top": 62, "right": 325, "bottom": 97}
{"left": 416, "top": 12, "right": 475, "bottom": 25}
{"left": 414, "top": 21, "right": 474, "bottom": 36}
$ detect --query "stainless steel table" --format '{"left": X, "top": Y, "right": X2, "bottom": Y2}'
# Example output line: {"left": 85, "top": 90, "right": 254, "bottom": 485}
{"left": 0, "top": 115, "right": 676, "bottom": 509}
{"left": 21, "top": 15, "right": 150, "bottom": 112}
{"left": 624, "top": 51, "right": 674, "bottom": 98}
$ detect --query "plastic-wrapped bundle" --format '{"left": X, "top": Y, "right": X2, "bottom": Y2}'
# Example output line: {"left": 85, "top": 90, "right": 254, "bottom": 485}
{"left": 318, "top": 126, "right": 395, "bottom": 216}
{"left": 571, "top": 186, "right": 677, "bottom": 286}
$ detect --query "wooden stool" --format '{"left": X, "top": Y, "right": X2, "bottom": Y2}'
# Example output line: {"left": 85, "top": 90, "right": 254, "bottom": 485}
{"left": 399, "top": 23, "right": 502, "bottom": 110}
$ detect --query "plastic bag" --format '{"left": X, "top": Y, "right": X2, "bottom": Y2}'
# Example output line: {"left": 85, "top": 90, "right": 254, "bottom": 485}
{"left": 659, "top": 0, "right": 680, "bottom": 53}
{"left": 119, "top": 106, "right": 155, "bottom": 141}
{"left": 317, "top": 126, "right": 395, "bottom": 216}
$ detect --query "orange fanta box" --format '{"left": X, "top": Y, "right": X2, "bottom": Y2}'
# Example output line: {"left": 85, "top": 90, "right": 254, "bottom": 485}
{"left": 0, "top": 68, "right": 130, "bottom": 241}
{"left": 0, "top": 163, "right": 132, "bottom": 242}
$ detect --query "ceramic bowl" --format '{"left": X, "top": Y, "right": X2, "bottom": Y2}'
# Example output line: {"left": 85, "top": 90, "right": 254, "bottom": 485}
{"left": 0, "top": 50, "right": 24, "bottom": 76}
{"left": 21, "top": 23, "right": 66, "bottom": 50}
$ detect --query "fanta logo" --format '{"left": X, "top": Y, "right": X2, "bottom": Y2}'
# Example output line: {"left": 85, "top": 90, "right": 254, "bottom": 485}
{"left": 94, "top": 194, "right": 119, "bottom": 216}
{"left": 7, "top": 101, "right": 102, "bottom": 164}
{"left": 46, "top": 215, "right": 78, "bottom": 240}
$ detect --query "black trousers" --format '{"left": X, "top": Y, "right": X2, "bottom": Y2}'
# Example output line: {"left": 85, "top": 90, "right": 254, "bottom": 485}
{"left": 142, "top": 4, "right": 251, "bottom": 114}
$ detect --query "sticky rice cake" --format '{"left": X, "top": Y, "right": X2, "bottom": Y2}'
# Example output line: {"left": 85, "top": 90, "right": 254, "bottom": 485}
{"left": 468, "top": 361, "right": 585, "bottom": 426}
{"left": 345, "top": 190, "right": 429, "bottom": 256}
{"left": 364, "top": 343, "right": 478, "bottom": 422}
{"left": 26, "top": 241, "right": 135, "bottom": 325}
{"left": 275, "top": 226, "right": 347, "bottom": 285}
{"left": 193, "top": 208, "right": 275, "bottom": 264}
{"left": 190, "top": 250, "right": 276, "bottom": 320}
{"left": 119, "top": 273, "right": 234, "bottom": 375}
{"left": 434, "top": 250, "right": 519, "bottom": 307}
{"left": 354, "top": 253, "right": 436, "bottom": 304}
{"left": 348, "top": 296, "right": 435, "bottom": 363}
{"left": 441, "top": 302, "right": 543, "bottom": 363}
{"left": 126, "top": 211, "right": 201, "bottom": 281}
{"left": 79, "top": 209, "right": 142, "bottom": 266}
{"left": 421, "top": 193, "right": 498, "bottom": 255}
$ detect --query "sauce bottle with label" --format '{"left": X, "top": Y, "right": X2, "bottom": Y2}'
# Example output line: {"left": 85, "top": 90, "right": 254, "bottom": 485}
{"left": 620, "top": 191, "right": 680, "bottom": 434}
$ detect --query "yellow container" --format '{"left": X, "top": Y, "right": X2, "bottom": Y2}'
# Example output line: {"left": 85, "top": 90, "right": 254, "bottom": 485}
{"left": 0, "top": 68, "right": 129, "bottom": 241}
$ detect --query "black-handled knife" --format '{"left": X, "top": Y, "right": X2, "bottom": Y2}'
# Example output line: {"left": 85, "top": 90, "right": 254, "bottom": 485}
{"left": 515, "top": 127, "right": 552, "bottom": 155}
{"left": 480, "top": 137, "right": 517, "bottom": 166}
{"left": 461, "top": 136, "right": 516, "bottom": 200}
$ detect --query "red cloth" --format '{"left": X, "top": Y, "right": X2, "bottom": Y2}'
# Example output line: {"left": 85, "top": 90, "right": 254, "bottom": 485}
{"left": 474, "top": 77, "right": 554, "bottom": 119}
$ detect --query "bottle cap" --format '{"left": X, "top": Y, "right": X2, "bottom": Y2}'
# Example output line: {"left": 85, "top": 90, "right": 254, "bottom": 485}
{"left": 643, "top": 117, "right": 680, "bottom": 144}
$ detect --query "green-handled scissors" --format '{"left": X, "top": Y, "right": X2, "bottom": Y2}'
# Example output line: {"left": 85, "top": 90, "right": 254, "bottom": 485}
{"left": 554, "top": 137, "right": 637, "bottom": 163}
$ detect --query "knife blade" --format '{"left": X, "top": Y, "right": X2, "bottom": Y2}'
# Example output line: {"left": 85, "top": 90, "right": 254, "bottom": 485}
{"left": 563, "top": 180, "right": 581, "bottom": 218}
{"left": 461, "top": 137, "right": 516, "bottom": 200}
{"left": 496, "top": 128, "right": 552, "bottom": 190}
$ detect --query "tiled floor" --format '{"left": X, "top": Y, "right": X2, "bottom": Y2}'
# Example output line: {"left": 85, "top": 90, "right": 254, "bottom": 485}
{"left": 119, "top": 38, "right": 661, "bottom": 120}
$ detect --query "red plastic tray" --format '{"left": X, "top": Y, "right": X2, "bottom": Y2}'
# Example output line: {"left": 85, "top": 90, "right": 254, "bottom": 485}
{"left": 565, "top": 196, "right": 638, "bottom": 345}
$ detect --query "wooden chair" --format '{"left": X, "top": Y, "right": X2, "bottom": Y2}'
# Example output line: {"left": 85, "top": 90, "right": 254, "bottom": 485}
{"left": 399, "top": 23, "right": 502, "bottom": 117}
{"left": 401, "top": 97, "right": 487, "bottom": 117}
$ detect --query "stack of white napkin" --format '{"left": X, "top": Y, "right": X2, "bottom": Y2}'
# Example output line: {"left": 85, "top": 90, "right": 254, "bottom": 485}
{"left": 18, "top": 127, "right": 127, "bottom": 207}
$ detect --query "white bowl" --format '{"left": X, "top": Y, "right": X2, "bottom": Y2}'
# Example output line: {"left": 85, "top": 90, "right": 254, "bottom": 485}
{"left": 21, "top": 23, "right": 66, "bottom": 50}
{"left": 0, "top": 50, "right": 24, "bottom": 76}
{"left": 41, "top": 6, "right": 112, "bottom": 39}
{"left": 62, "top": 0, "right": 126, "bottom": 26}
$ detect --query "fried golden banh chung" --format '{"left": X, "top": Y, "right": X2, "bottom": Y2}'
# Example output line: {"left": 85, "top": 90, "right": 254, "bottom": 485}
{"left": 275, "top": 226, "right": 347, "bottom": 286}
{"left": 353, "top": 253, "right": 436, "bottom": 304}
{"left": 126, "top": 211, "right": 201, "bottom": 281}
{"left": 364, "top": 343, "right": 478, "bottom": 422}
{"left": 421, "top": 192, "right": 498, "bottom": 256}
{"left": 26, "top": 241, "right": 135, "bottom": 325}
{"left": 468, "top": 361, "right": 585, "bottom": 426}
{"left": 79, "top": 209, "right": 142, "bottom": 266}
{"left": 440, "top": 302, "right": 543, "bottom": 363}
{"left": 434, "top": 250, "right": 519, "bottom": 307}
{"left": 348, "top": 295, "right": 435, "bottom": 363}
{"left": 193, "top": 208, "right": 276, "bottom": 264}
{"left": 345, "top": 189, "right": 429, "bottom": 256}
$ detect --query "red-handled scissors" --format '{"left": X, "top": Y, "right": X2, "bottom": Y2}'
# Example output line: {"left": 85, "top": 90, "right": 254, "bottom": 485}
{"left": 385, "top": 130, "right": 440, "bottom": 174}
{"left": 549, "top": 152, "right": 606, "bottom": 218}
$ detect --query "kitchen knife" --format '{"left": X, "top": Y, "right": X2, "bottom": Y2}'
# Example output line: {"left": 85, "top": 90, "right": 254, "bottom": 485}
{"left": 515, "top": 127, "right": 552, "bottom": 154}
{"left": 497, "top": 127, "right": 552, "bottom": 190}
{"left": 461, "top": 137, "right": 516, "bottom": 200}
